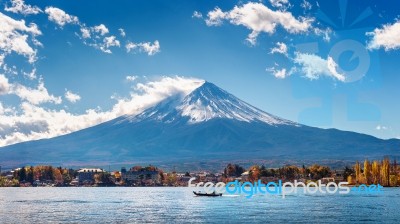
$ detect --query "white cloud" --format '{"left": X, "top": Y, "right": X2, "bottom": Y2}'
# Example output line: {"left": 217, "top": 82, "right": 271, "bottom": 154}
{"left": 314, "top": 27, "right": 332, "bottom": 42}
{"left": 376, "top": 125, "right": 388, "bottom": 131}
{"left": 269, "top": 0, "right": 289, "bottom": 8}
{"left": 126, "top": 43, "right": 136, "bottom": 52}
{"left": 0, "top": 54, "right": 4, "bottom": 66}
{"left": 267, "top": 67, "right": 288, "bottom": 79}
{"left": 0, "top": 12, "right": 41, "bottom": 63}
{"left": 43, "top": 7, "right": 158, "bottom": 56}
{"left": 12, "top": 79, "right": 62, "bottom": 105}
{"left": 367, "top": 20, "right": 400, "bottom": 51}
{"left": 118, "top": 28, "right": 126, "bottom": 37}
{"left": 65, "top": 89, "right": 81, "bottom": 103}
{"left": 300, "top": 0, "right": 312, "bottom": 10}
{"left": 0, "top": 74, "right": 11, "bottom": 95}
{"left": 0, "top": 76, "right": 204, "bottom": 147}
{"left": 293, "top": 53, "right": 345, "bottom": 81}
{"left": 205, "top": 2, "right": 313, "bottom": 45}
{"left": 270, "top": 42, "right": 288, "bottom": 56}
{"left": 99, "top": 36, "right": 120, "bottom": 53}
{"left": 126, "top": 75, "right": 138, "bottom": 82}
{"left": 0, "top": 102, "right": 13, "bottom": 115}
{"left": 205, "top": 7, "right": 226, "bottom": 26}
{"left": 138, "top": 41, "right": 160, "bottom": 56}
{"left": 326, "top": 56, "right": 345, "bottom": 82}
{"left": 4, "top": 0, "right": 42, "bottom": 15}
{"left": 45, "top": 7, "right": 79, "bottom": 27}
{"left": 80, "top": 27, "right": 91, "bottom": 39}
{"left": 22, "top": 67, "right": 37, "bottom": 79}
{"left": 126, "top": 40, "right": 160, "bottom": 56}
{"left": 93, "top": 24, "right": 109, "bottom": 36}
{"left": 192, "top": 11, "right": 203, "bottom": 19}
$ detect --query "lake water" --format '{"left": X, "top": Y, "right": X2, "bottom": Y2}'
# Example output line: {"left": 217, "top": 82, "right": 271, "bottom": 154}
{"left": 0, "top": 187, "right": 400, "bottom": 223}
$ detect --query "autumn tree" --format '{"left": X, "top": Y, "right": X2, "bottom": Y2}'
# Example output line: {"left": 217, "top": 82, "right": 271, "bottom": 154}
{"left": 363, "top": 159, "right": 371, "bottom": 185}
{"left": 371, "top": 160, "right": 380, "bottom": 184}
{"left": 343, "top": 166, "right": 354, "bottom": 181}
{"left": 381, "top": 157, "right": 390, "bottom": 186}
{"left": 347, "top": 175, "right": 355, "bottom": 185}
{"left": 224, "top": 164, "right": 245, "bottom": 178}
{"left": 354, "top": 161, "right": 362, "bottom": 184}
{"left": 308, "top": 164, "right": 330, "bottom": 180}
{"left": 248, "top": 165, "right": 260, "bottom": 182}
{"left": 166, "top": 172, "right": 177, "bottom": 186}
{"left": 53, "top": 168, "right": 63, "bottom": 185}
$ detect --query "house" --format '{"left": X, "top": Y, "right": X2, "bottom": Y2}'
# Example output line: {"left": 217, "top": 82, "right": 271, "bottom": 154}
{"left": 320, "top": 177, "right": 335, "bottom": 184}
{"left": 333, "top": 170, "right": 345, "bottom": 182}
{"left": 77, "top": 168, "right": 104, "bottom": 184}
{"left": 122, "top": 170, "right": 159, "bottom": 184}
{"left": 240, "top": 171, "right": 249, "bottom": 182}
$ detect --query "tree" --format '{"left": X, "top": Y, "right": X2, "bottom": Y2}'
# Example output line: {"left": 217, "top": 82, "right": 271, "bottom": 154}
{"left": 19, "top": 167, "right": 26, "bottom": 182}
{"left": 364, "top": 159, "right": 371, "bottom": 185}
{"left": 248, "top": 165, "right": 260, "bottom": 182}
{"left": 347, "top": 175, "right": 355, "bottom": 185}
{"left": 371, "top": 161, "right": 380, "bottom": 184}
{"left": 26, "top": 167, "right": 34, "bottom": 184}
{"left": 224, "top": 164, "right": 245, "bottom": 177}
{"left": 381, "top": 157, "right": 390, "bottom": 186}
{"left": 389, "top": 175, "right": 397, "bottom": 186}
{"left": 62, "top": 169, "right": 72, "bottom": 184}
{"left": 53, "top": 168, "right": 63, "bottom": 185}
{"left": 309, "top": 164, "right": 330, "bottom": 180}
{"left": 354, "top": 161, "right": 362, "bottom": 184}
{"left": 166, "top": 172, "right": 177, "bottom": 186}
{"left": 159, "top": 170, "right": 165, "bottom": 184}
{"left": 343, "top": 166, "right": 354, "bottom": 181}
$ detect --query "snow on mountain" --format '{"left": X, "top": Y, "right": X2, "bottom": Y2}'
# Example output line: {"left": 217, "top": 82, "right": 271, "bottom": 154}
{"left": 124, "top": 81, "right": 298, "bottom": 126}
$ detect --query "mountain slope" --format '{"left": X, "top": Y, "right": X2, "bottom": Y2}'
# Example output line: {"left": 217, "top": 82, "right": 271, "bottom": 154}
{"left": 0, "top": 81, "right": 399, "bottom": 169}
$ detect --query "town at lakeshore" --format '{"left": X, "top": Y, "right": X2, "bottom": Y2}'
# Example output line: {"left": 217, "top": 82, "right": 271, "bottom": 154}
{"left": 0, "top": 157, "right": 399, "bottom": 187}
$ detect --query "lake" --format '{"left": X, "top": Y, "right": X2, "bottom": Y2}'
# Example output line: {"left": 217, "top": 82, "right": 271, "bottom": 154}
{"left": 0, "top": 187, "right": 399, "bottom": 223}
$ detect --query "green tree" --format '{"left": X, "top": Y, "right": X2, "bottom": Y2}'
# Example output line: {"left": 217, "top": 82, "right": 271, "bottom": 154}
{"left": 19, "top": 167, "right": 26, "bottom": 182}
{"left": 343, "top": 166, "right": 354, "bottom": 181}
{"left": 26, "top": 167, "right": 34, "bottom": 184}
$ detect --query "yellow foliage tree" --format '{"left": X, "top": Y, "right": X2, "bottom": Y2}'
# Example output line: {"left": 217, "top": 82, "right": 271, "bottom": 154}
{"left": 381, "top": 157, "right": 390, "bottom": 186}
{"left": 371, "top": 161, "right": 380, "bottom": 185}
{"left": 354, "top": 161, "right": 362, "bottom": 184}
{"left": 363, "top": 159, "right": 371, "bottom": 185}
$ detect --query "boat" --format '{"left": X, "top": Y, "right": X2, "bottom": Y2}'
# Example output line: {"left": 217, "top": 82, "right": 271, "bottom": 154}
{"left": 193, "top": 191, "right": 222, "bottom": 197}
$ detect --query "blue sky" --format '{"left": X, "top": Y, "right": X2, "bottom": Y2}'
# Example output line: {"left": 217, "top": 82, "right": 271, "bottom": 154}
{"left": 0, "top": 0, "right": 400, "bottom": 146}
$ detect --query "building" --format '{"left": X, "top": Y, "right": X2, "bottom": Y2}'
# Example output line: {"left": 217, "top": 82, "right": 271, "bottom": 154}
{"left": 333, "top": 170, "right": 345, "bottom": 182}
{"left": 121, "top": 166, "right": 160, "bottom": 185}
{"left": 122, "top": 170, "right": 159, "bottom": 183}
{"left": 77, "top": 168, "right": 104, "bottom": 184}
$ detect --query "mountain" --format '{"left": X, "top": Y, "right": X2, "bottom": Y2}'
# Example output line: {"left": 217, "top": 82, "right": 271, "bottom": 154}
{"left": 0, "top": 81, "right": 399, "bottom": 170}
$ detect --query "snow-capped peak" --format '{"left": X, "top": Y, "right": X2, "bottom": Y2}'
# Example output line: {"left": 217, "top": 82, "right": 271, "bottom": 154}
{"left": 177, "top": 82, "right": 295, "bottom": 125}
{"left": 126, "top": 81, "right": 297, "bottom": 126}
